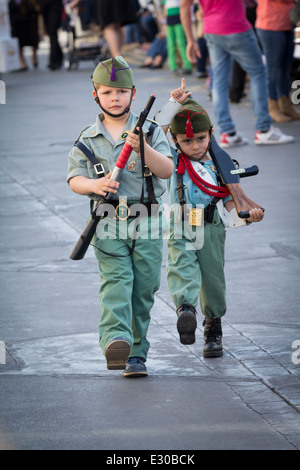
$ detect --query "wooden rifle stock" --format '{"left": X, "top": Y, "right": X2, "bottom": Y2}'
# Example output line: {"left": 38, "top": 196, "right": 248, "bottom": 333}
{"left": 69, "top": 94, "right": 156, "bottom": 260}
{"left": 209, "top": 135, "right": 264, "bottom": 218}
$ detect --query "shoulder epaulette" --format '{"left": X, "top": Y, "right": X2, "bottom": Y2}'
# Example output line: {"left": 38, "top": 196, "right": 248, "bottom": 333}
{"left": 73, "top": 125, "right": 93, "bottom": 145}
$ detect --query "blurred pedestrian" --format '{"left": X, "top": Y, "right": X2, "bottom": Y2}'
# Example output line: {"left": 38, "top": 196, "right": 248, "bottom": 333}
{"left": 38, "top": 0, "right": 63, "bottom": 70}
{"left": 180, "top": 0, "right": 294, "bottom": 146}
{"left": 67, "top": 0, "right": 99, "bottom": 31}
{"left": 194, "top": 3, "right": 209, "bottom": 78}
{"left": 139, "top": 32, "right": 167, "bottom": 68}
{"left": 9, "top": 0, "right": 40, "bottom": 70}
{"left": 229, "top": 0, "right": 258, "bottom": 103}
{"left": 96, "top": 0, "right": 138, "bottom": 57}
{"left": 256, "top": 0, "right": 300, "bottom": 120}
{"left": 138, "top": 0, "right": 160, "bottom": 42}
{"left": 124, "top": 0, "right": 144, "bottom": 45}
{"left": 139, "top": 0, "right": 167, "bottom": 68}
{"left": 164, "top": 0, "right": 193, "bottom": 75}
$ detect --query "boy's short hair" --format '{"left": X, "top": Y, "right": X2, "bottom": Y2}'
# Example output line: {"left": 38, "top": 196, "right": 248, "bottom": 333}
{"left": 91, "top": 56, "right": 134, "bottom": 89}
{"left": 171, "top": 99, "right": 212, "bottom": 138}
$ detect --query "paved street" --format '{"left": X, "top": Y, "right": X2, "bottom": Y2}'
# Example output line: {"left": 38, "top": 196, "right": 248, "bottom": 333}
{"left": 0, "top": 45, "right": 299, "bottom": 451}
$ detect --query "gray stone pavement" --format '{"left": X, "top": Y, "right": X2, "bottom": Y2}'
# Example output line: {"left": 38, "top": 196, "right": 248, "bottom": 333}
{"left": 0, "top": 45, "right": 299, "bottom": 451}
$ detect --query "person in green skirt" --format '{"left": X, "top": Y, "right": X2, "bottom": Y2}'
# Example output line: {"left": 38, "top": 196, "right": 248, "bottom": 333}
{"left": 67, "top": 56, "right": 173, "bottom": 377}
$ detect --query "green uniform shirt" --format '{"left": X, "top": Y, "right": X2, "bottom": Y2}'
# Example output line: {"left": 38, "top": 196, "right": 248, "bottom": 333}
{"left": 67, "top": 111, "right": 172, "bottom": 202}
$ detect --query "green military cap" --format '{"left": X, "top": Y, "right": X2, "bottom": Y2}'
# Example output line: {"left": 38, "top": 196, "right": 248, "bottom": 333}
{"left": 170, "top": 98, "right": 212, "bottom": 137}
{"left": 91, "top": 56, "right": 134, "bottom": 89}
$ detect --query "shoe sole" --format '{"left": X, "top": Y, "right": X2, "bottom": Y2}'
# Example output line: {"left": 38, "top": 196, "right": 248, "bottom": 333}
{"left": 203, "top": 349, "right": 223, "bottom": 358}
{"left": 255, "top": 140, "right": 294, "bottom": 145}
{"left": 105, "top": 339, "right": 130, "bottom": 370}
{"left": 123, "top": 369, "right": 148, "bottom": 378}
{"left": 177, "top": 312, "right": 197, "bottom": 345}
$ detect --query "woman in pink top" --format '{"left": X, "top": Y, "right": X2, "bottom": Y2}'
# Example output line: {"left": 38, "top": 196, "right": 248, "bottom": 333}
{"left": 255, "top": 0, "right": 300, "bottom": 121}
{"left": 180, "top": 0, "right": 294, "bottom": 146}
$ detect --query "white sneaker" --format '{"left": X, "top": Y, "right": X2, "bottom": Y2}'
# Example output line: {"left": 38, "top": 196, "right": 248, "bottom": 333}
{"left": 220, "top": 132, "right": 248, "bottom": 148}
{"left": 255, "top": 125, "right": 294, "bottom": 145}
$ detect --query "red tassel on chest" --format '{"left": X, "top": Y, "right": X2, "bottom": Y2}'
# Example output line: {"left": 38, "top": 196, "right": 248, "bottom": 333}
{"left": 177, "top": 156, "right": 185, "bottom": 174}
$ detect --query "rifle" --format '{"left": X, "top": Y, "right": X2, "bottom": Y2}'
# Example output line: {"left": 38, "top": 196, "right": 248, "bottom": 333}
{"left": 209, "top": 134, "right": 264, "bottom": 218}
{"left": 69, "top": 94, "right": 156, "bottom": 260}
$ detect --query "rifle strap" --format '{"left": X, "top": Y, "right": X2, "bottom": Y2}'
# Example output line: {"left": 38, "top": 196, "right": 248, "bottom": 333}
{"left": 144, "top": 122, "right": 158, "bottom": 205}
{"left": 74, "top": 123, "right": 159, "bottom": 258}
{"left": 75, "top": 141, "right": 105, "bottom": 178}
{"left": 75, "top": 124, "right": 158, "bottom": 204}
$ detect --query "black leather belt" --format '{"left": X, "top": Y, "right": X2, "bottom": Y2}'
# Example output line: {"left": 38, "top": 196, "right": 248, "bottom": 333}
{"left": 92, "top": 199, "right": 159, "bottom": 221}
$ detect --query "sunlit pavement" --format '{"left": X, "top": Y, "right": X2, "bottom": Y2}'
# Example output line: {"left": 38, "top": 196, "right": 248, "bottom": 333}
{"left": 0, "top": 44, "right": 299, "bottom": 451}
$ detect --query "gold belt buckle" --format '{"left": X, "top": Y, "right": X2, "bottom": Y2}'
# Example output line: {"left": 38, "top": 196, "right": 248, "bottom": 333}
{"left": 188, "top": 208, "right": 203, "bottom": 226}
{"left": 115, "top": 197, "right": 130, "bottom": 221}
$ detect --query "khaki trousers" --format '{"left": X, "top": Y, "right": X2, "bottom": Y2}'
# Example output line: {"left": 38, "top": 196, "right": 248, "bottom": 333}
{"left": 167, "top": 213, "right": 227, "bottom": 319}
{"left": 93, "top": 213, "right": 163, "bottom": 361}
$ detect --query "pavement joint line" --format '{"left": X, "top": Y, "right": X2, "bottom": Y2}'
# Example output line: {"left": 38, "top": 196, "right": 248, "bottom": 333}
{"left": 1, "top": 162, "right": 82, "bottom": 236}
{"left": 224, "top": 319, "right": 299, "bottom": 373}
{"left": 225, "top": 382, "right": 300, "bottom": 450}
{"left": 154, "top": 295, "right": 300, "bottom": 414}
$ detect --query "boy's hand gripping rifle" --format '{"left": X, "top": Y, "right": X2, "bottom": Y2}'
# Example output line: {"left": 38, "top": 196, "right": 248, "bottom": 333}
{"left": 209, "top": 134, "right": 265, "bottom": 218}
{"left": 69, "top": 94, "right": 156, "bottom": 260}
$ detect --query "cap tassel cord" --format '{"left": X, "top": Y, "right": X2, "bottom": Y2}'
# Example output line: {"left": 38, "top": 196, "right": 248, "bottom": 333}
{"left": 110, "top": 58, "right": 117, "bottom": 81}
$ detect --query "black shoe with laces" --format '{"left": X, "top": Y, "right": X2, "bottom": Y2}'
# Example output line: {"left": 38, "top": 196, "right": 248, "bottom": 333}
{"left": 203, "top": 317, "right": 223, "bottom": 357}
{"left": 176, "top": 304, "right": 197, "bottom": 345}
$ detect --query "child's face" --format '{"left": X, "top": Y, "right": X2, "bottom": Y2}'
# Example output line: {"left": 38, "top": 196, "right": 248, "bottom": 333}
{"left": 93, "top": 85, "right": 136, "bottom": 116}
{"left": 175, "top": 131, "right": 210, "bottom": 160}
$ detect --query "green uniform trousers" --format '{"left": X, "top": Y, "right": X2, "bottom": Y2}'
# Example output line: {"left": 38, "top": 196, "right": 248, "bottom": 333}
{"left": 93, "top": 213, "right": 163, "bottom": 362}
{"left": 167, "top": 213, "right": 227, "bottom": 319}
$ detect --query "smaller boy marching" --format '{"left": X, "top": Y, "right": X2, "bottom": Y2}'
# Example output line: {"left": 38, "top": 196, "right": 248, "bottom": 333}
{"left": 156, "top": 82, "right": 264, "bottom": 357}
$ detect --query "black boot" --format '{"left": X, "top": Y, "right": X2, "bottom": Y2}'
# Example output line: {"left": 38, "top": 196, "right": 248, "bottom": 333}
{"left": 203, "top": 317, "right": 223, "bottom": 357}
{"left": 176, "top": 304, "right": 197, "bottom": 345}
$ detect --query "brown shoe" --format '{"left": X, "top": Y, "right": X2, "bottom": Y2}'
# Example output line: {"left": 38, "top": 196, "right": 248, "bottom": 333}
{"left": 278, "top": 95, "right": 300, "bottom": 120}
{"left": 268, "top": 98, "right": 291, "bottom": 122}
{"left": 105, "top": 338, "right": 130, "bottom": 370}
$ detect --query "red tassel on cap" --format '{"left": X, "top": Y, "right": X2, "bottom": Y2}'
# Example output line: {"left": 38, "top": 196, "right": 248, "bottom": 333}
{"left": 110, "top": 58, "right": 117, "bottom": 81}
{"left": 186, "top": 119, "right": 194, "bottom": 138}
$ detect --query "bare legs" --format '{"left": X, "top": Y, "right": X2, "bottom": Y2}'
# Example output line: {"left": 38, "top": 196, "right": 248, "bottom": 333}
{"left": 103, "top": 23, "right": 124, "bottom": 57}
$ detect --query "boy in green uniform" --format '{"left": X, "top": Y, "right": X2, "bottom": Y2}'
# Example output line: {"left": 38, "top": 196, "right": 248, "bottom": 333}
{"left": 67, "top": 56, "right": 173, "bottom": 377}
{"left": 155, "top": 80, "right": 264, "bottom": 357}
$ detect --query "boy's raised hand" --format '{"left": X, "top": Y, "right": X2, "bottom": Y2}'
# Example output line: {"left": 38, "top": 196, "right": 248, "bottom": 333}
{"left": 171, "top": 78, "right": 192, "bottom": 104}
